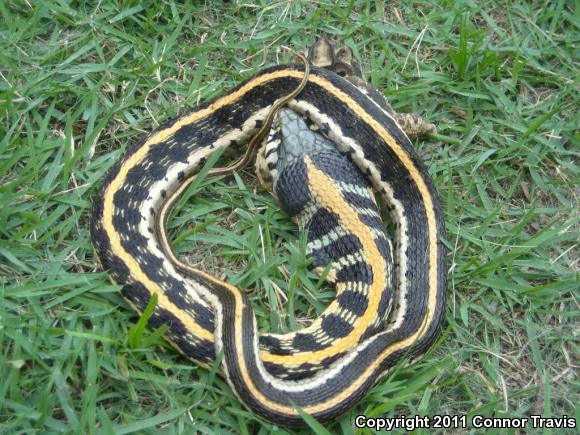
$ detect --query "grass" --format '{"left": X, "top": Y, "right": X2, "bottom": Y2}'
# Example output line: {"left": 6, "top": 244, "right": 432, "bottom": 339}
{"left": 1, "top": 0, "right": 578, "bottom": 433}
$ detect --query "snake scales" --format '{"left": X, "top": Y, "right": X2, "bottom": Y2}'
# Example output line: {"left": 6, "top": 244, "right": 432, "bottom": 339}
{"left": 91, "top": 38, "right": 446, "bottom": 426}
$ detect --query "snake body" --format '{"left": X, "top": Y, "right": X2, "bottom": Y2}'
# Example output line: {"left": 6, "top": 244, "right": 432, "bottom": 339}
{"left": 258, "top": 108, "right": 395, "bottom": 380}
{"left": 91, "top": 40, "right": 446, "bottom": 426}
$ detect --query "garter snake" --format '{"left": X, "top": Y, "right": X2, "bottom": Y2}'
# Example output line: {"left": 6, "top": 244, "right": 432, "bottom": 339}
{"left": 91, "top": 38, "right": 447, "bottom": 427}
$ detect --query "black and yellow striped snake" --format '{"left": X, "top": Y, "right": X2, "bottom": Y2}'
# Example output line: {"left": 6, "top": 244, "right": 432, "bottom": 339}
{"left": 91, "top": 38, "right": 446, "bottom": 427}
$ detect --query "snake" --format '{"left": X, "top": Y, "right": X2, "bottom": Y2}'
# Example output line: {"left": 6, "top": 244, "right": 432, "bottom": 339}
{"left": 90, "top": 38, "right": 447, "bottom": 427}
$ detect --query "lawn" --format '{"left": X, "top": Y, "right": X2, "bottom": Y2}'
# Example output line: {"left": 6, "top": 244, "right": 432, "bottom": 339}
{"left": 1, "top": 1, "right": 578, "bottom": 433}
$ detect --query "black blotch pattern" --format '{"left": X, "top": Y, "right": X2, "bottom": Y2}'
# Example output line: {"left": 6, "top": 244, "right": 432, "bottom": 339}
{"left": 306, "top": 208, "right": 340, "bottom": 239}
{"left": 342, "top": 190, "right": 377, "bottom": 212}
{"left": 336, "top": 261, "right": 373, "bottom": 284}
{"left": 193, "top": 303, "right": 215, "bottom": 332}
{"left": 336, "top": 290, "right": 368, "bottom": 316}
{"left": 152, "top": 307, "right": 215, "bottom": 362}
{"left": 321, "top": 314, "right": 353, "bottom": 338}
{"left": 259, "top": 336, "right": 293, "bottom": 356}
{"left": 292, "top": 333, "right": 325, "bottom": 352}
{"left": 309, "top": 233, "right": 362, "bottom": 271}
{"left": 121, "top": 281, "right": 150, "bottom": 308}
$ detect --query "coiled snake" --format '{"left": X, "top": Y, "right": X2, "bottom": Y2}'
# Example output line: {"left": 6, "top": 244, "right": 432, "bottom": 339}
{"left": 91, "top": 38, "right": 446, "bottom": 427}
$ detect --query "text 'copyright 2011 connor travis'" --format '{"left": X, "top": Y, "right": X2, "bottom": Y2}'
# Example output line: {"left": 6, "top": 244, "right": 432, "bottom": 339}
{"left": 354, "top": 414, "right": 576, "bottom": 431}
